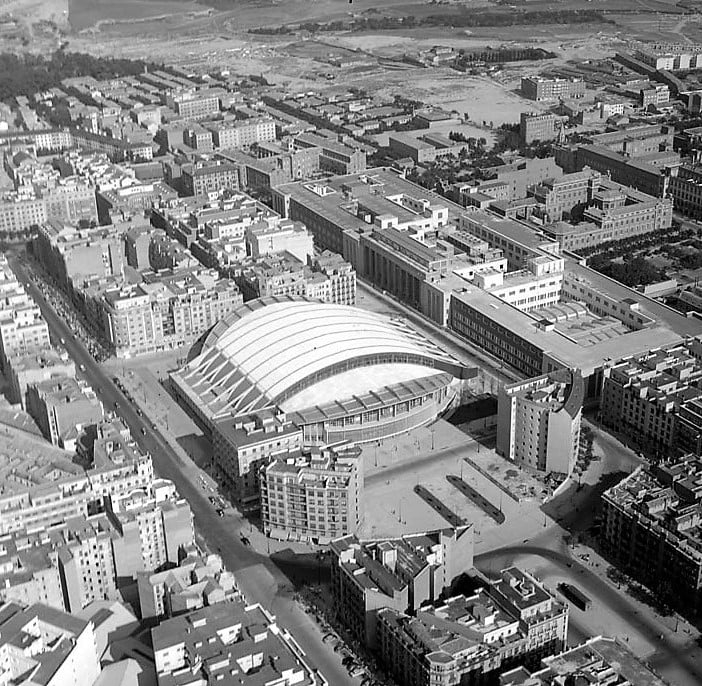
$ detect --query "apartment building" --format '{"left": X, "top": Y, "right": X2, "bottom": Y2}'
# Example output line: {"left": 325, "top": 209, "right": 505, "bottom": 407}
{"left": 206, "top": 117, "right": 276, "bottom": 149}
{"left": 0, "top": 534, "right": 65, "bottom": 611}
{"left": 601, "top": 457, "right": 702, "bottom": 616}
{"left": 0, "top": 602, "right": 101, "bottom": 686}
{"left": 0, "top": 418, "right": 154, "bottom": 536}
{"left": 33, "top": 221, "right": 125, "bottom": 289}
{"left": 0, "top": 179, "right": 97, "bottom": 236}
{"left": 641, "top": 84, "right": 670, "bottom": 107}
{"left": 183, "top": 125, "right": 214, "bottom": 152}
{"left": 148, "top": 232, "right": 200, "bottom": 271}
{"left": 96, "top": 180, "right": 178, "bottom": 223}
{"left": 600, "top": 340, "right": 702, "bottom": 458}
{"left": 152, "top": 601, "right": 321, "bottom": 686}
{"left": 497, "top": 369, "right": 584, "bottom": 475}
{"left": 137, "top": 549, "right": 238, "bottom": 619}
{"left": 5, "top": 349, "right": 75, "bottom": 408}
{"left": 237, "top": 252, "right": 357, "bottom": 305}
{"left": 26, "top": 376, "right": 103, "bottom": 449}
{"left": 246, "top": 217, "right": 314, "bottom": 263}
{"left": 310, "top": 250, "right": 356, "bottom": 306}
{"left": 98, "top": 269, "right": 242, "bottom": 357}
{"left": 57, "top": 515, "right": 119, "bottom": 612}
{"left": 521, "top": 76, "right": 586, "bottom": 102}
{"left": 124, "top": 224, "right": 165, "bottom": 270}
{"left": 181, "top": 161, "right": 241, "bottom": 196}
{"left": 666, "top": 164, "right": 702, "bottom": 220}
{"left": 0, "top": 298, "right": 51, "bottom": 372}
{"left": 378, "top": 567, "right": 568, "bottom": 686}
{"left": 501, "top": 636, "right": 666, "bottom": 686}
{"left": 261, "top": 444, "right": 362, "bottom": 543}
{"left": 637, "top": 43, "right": 702, "bottom": 71}
{"left": 109, "top": 496, "right": 194, "bottom": 579}
{"left": 211, "top": 409, "right": 304, "bottom": 505}
{"left": 330, "top": 527, "right": 474, "bottom": 648}
{"left": 520, "top": 113, "right": 560, "bottom": 144}
{"left": 168, "top": 91, "right": 220, "bottom": 120}
{"left": 677, "top": 395, "right": 702, "bottom": 455}
{"left": 293, "top": 131, "right": 367, "bottom": 175}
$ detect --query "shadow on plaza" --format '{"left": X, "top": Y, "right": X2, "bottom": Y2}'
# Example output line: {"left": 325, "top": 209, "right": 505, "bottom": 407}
{"left": 541, "top": 470, "right": 628, "bottom": 534}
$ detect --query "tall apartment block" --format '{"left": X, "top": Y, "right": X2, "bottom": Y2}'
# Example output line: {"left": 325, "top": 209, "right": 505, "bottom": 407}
{"left": 330, "top": 527, "right": 474, "bottom": 648}
{"left": 497, "top": 369, "right": 584, "bottom": 475}
{"left": 600, "top": 339, "right": 702, "bottom": 458}
{"left": 26, "top": 376, "right": 103, "bottom": 449}
{"left": 57, "top": 515, "right": 119, "bottom": 612}
{"left": 521, "top": 77, "right": 586, "bottom": 102}
{"left": 109, "top": 496, "right": 194, "bottom": 580}
{"left": 261, "top": 444, "right": 362, "bottom": 543}
{"left": 601, "top": 457, "right": 702, "bottom": 616}
{"left": 378, "top": 567, "right": 568, "bottom": 686}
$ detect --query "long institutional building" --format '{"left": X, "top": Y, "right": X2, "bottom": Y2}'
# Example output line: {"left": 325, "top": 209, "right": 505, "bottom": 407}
{"left": 272, "top": 167, "right": 702, "bottom": 398}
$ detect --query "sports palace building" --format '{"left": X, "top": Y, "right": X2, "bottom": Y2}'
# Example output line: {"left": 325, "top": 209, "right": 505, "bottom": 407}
{"left": 171, "top": 295, "right": 475, "bottom": 445}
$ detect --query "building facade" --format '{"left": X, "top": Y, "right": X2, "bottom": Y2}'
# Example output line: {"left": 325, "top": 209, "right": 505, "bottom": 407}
{"left": 261, "top": 444, "right": 362, "bottom": 543}
{"left": 497, "top": 370, "right": 583, "bottom": 475}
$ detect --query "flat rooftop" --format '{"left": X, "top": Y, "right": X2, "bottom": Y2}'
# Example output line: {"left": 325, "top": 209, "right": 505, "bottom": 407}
{"left": 451, "top": 259, "right": 700, "bottom": 375}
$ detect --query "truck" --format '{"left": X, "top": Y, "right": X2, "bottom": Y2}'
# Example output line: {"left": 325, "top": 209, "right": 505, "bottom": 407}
{"left": 558, "top": 582, "right": 592, "bottom": 611}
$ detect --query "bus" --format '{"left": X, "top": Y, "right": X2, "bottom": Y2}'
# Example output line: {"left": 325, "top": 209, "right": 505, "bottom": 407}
{"left": 558, "top": 582, "right": 592, "bottom": 611}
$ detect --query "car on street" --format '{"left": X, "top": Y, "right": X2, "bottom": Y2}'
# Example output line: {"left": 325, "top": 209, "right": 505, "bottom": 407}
{"left": 141, "top": 427, "right": 146, "bottom": 435}
{"left": 114, "top": 401, "right": 120, "bottom": 408}
{"left": 217, "top": 509, "right": 225, "bottom": 517}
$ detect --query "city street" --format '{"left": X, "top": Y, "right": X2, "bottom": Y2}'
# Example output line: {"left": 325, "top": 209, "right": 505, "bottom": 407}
{"left": 8, "top": 255, "right": 358, "bottom": 686}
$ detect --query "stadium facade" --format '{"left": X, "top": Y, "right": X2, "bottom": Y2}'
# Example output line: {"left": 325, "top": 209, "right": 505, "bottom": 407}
{"left": 171, "top": 295, "right": 474, "bottom": 447}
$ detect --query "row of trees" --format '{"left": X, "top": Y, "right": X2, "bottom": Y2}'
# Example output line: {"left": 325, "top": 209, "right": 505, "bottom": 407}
{"left": 588, "top": 255, "right": 667, "bottom": 288}
{"left": 250, "top": 9, "right": 613, "bottom": 35}
{"left": 0, "top": 50, "right": 161, "bottom": 101}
